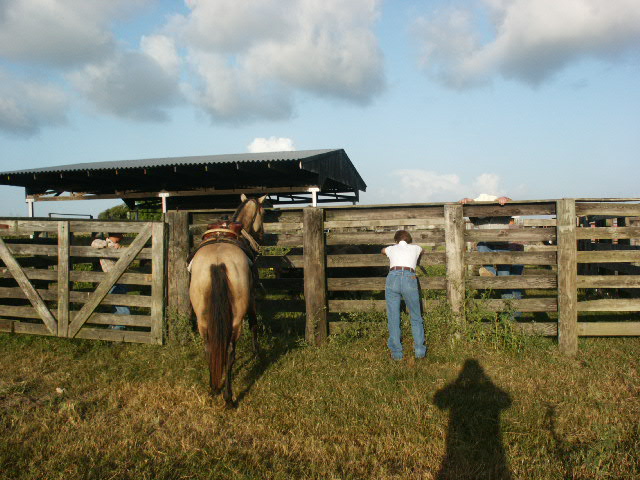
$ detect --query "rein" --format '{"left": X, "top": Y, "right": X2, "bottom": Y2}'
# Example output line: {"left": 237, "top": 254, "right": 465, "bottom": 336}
{"left": 240, "top": 229, "right": 261, "bottom": 253}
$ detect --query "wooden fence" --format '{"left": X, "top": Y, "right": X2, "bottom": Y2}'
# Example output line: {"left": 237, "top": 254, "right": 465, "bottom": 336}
{"left": 5, "top": 199, "right": 634, "bottom": 353}
{"left": 166, "top": 208, "right": 307, "bottom": 322}
{"left": 167, "top": 199, "right": 640, "bottom": 355}
{"left": 0, "top": 219, "right": 165, "bottom": 344}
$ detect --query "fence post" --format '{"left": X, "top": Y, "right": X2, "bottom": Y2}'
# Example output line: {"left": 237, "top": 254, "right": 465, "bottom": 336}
{"left": 166, "top": 211, "right": 191, "bottom": 321}
{"left": 556, "top": 198, "right": 578, "bottom": 355}
{"left": 303, "top": 207, "right": 327, "bottom": 345}
{"left": 150, "top": 221, "right": 167, "bottom": 345}
{"left": 57, "top": 221, "right": 70, "bottom": 337}
{"left": 444, "top": 204, "right": 466, "bottom": 320}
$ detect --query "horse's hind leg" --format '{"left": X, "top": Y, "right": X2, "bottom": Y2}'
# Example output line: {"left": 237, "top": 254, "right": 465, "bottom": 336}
{"left": 223, "top": 339, "right": 237, "bottom": 408}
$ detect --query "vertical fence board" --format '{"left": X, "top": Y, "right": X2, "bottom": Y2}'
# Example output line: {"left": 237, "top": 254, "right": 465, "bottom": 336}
{"left": 557, "top": 199, "right": 578, "bottom": 355}
{"left": 57, "top": 221, "right": 70, "bottom": 337}
{"left": 150, "top": 222, "right": 166, "bottom": 344}
{"left": 166, "top": 211, "right": 191, "bottom": 319}
{"left": 303, "top": 207, "right": 327, "bottom": 345}
{"left": 444, "top": 204, "right": 465, "bottom": 320}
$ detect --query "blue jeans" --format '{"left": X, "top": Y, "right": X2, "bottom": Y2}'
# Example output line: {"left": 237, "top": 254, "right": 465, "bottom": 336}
{"left": 109, "top": 284, "right": 129, "bottom": 329}
{"left": 385, "top": 270, "right": 426, "bottom": 360}
{"left": 477, "top": 242, "right": 524, "bottom": 300}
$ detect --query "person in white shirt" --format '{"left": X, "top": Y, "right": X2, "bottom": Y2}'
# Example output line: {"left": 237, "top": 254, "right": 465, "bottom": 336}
{"left": 459, "top": 195, "right": 524, "bottom": 307}
{"left": 382, "top": 230, "right": 426, "bottom": 360}
{"left": 91, "top": 232, "right": 129, "bottom": 329}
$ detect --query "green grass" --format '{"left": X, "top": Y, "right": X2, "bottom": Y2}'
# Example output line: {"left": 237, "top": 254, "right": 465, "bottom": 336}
{"left": 1, "top": 313, "right": 639, "bottom": 479}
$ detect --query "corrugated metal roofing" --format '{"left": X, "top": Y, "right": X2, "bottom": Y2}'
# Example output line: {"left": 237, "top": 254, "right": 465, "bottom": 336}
{"left": 0, "top": 149, "right": 337, "bottom": 175}
{"left": 0, "top": 148, "right": 367, "bottom": 198}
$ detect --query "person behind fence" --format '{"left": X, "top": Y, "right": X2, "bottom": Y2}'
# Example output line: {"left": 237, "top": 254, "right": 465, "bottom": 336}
{"left": 91, "top": 232, "right": 129, "bottom": 329}
{"left": 459, "top": 194, "right": 524, "bottom": 304}
{"left": 382, "top": 230, "right": 427, "bottom": 361}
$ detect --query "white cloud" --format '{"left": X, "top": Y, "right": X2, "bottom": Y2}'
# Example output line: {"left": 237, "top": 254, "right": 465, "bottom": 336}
{"left": 415, "top": 0, "right": 640, "bottom": 88}
{"left": 0, "top": 69, "right": 68, "bottom": 137}
{"left": 141, "top": 35, "right": 181, "bottom": 76}
{"left": 0, "top": 0, "right": 181, "bottom": 131}
{"left": 247, "top": 137, "right": 296, "bottom": 153}
{"left": 0, "top": 0, "right": 148, "bottom": 68}
{"left": 175, "top": 0, "right": 293, "bottom": 52}
{"left": 0, "top": 0, "right": 385, "bottom": 133}
{"left": 391, "top": 169, "right": 505, "bottom": 202}
{"left": 175, "top": 0, "right": 385, "bottom": 120}
{"left": 69, "top": 48, "right": 181, "bottom": 122}
{"left": 183, "top": 51, "right": 292, "bottom": 122}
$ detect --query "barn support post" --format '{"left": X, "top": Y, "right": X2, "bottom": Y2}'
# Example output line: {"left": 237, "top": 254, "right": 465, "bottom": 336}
{"left": 166, "top": 211, "right": 191, "bottom": 326}
{"left": 303, "top": 207, "right": 328, "bottom": 345}
{"left": 26, "top": 198, "right": 34, "bottom": 217}
{"left": 444, "top": 204, "right": 466, "bottom": 321}
{"left": 557, "top": 198, "right": 578, "bottom": 355}
{"left": 308, "top": 187, "right": 320, "bottom": 207}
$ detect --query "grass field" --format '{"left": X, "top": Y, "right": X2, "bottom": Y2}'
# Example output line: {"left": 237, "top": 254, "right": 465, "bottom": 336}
{"left": 1, "top": 312, "right": 639, "bottom": 479}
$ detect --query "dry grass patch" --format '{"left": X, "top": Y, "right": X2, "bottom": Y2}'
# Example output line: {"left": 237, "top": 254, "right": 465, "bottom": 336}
{"left": 1, "top": 322, "right": 639, "bottom": 479}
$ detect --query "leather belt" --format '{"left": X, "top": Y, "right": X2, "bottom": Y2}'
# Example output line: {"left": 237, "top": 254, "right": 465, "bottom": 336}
{"left": 390, "top": 266, "right": 415, "bottom": 273}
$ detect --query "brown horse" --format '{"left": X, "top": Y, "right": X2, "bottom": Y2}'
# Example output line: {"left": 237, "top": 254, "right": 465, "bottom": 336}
{"left": 189, "top": 194, "right": 266, "bottom": 407}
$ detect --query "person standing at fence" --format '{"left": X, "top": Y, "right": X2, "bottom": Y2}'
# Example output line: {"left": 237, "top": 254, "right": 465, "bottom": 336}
{"left": 382, "top": 230, "right": 427, "bottom": 361}
{"left": 91, "top": 232, "right": 129, "bottom": 329}
{"left": 459, "top": 195, "right": 524, "bottom": 304}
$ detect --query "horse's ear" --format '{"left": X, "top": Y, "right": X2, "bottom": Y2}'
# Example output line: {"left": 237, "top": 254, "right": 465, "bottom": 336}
{"left": 240, "top": 193, "right": 248, "bottom": 202}
{"left": 258, "top": 194, "right": 267, "bottom": 204}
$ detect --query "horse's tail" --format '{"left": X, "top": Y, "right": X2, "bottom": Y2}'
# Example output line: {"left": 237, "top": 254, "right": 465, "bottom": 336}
{"left": 207, "top": 264, "right": 233, "bottom": 393}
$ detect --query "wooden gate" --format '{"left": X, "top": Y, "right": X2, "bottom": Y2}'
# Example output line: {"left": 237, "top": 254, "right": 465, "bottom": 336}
{"left": 0, "top": 219, "right": 165, "bottom": 344}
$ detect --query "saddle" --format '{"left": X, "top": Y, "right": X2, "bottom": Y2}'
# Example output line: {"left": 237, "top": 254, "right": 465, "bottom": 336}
{"left": 201, "top": 221, "right": 244, "bottom": 241}
{"left": 187, "top": 221, "right": 258, "bottom": 266}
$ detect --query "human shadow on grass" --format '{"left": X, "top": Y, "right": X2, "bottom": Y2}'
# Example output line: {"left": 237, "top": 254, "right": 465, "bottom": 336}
{"left": 434, "top": 359, "right": 513, "bottom": 480}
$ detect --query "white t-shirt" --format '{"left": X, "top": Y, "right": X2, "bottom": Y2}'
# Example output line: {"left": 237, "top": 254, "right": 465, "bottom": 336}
{"left": 91, "top": 238, "right": 120, "bottom": 272}
{"left": 385, "top": 241, "right": 422, "bottom": 269}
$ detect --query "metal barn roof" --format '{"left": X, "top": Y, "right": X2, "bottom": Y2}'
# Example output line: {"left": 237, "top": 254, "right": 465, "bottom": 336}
{"left": 0, "top": 149, "right": 366, "bottom": 208}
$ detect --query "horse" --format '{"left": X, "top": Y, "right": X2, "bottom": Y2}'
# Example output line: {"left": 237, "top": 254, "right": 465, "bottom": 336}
{"left": 189, "top": 194, "right": 266, "bottom": 407}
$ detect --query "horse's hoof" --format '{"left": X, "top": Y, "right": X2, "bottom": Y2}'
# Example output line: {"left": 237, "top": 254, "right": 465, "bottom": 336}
{"left": 211, "top": 386, "right": 223, "bottom": 396}
{"left": 224, "top": 399, "right": 238, "bottom": 410}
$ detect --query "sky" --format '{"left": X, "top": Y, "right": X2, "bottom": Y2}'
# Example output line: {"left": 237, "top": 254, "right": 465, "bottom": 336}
{"left": 0, "top": 0, "right": 639, "bottom": 218}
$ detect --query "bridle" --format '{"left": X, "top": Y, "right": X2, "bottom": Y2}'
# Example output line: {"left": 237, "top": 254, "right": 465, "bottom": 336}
{"left": 231, "top": 198, "right": 264, "bottom": 252}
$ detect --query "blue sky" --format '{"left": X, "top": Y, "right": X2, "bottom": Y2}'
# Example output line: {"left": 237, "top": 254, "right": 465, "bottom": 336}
{"left": 0, "top": 0, "right": 639, "bottom": 217}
